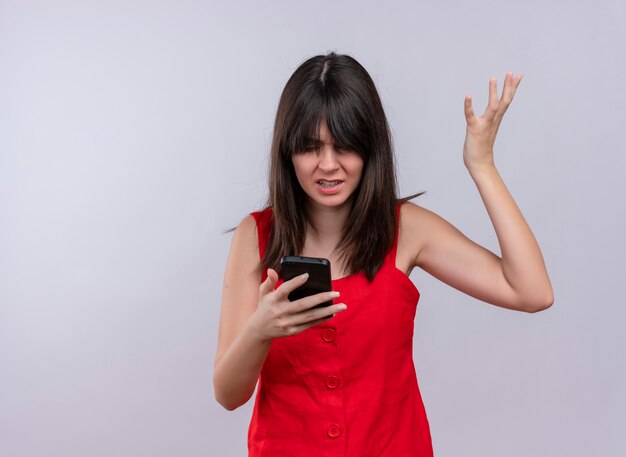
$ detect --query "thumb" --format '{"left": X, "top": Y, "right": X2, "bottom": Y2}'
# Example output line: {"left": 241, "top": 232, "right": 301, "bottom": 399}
{"left": 259, "top": 268, "right": 278, "bottom": 296}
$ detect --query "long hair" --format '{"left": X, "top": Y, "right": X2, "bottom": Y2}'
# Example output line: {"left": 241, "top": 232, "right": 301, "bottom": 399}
{"left": 263, "top": 52, "right": 424, "bottom": 281}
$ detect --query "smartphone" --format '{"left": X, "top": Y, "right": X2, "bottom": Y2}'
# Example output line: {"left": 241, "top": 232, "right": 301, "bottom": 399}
{"left": 280, "top": 256, "right": 333, "bottom": 309}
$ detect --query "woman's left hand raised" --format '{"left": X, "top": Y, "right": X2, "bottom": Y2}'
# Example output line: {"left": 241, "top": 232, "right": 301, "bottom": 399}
{"left": 462, "top": 72, "right": 523, "bottom": 172}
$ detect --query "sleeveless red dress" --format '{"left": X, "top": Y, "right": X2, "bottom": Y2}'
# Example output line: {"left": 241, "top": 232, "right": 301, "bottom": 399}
{"left": 248, "top": 206, "right": 434, "bottom": 456}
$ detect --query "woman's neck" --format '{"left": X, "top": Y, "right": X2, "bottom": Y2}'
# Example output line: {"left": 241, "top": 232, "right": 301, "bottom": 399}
{"left": 303, "top": 200, "right": 351, "bottom": 252}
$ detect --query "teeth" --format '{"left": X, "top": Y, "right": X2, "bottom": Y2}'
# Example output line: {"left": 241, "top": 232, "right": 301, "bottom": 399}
{"left": 318, "top": 180, "right": 341, "bottom": 188}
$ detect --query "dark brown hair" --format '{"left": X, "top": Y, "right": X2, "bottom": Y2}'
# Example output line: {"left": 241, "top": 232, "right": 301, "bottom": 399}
{"left": 263, "top": 52, "right": 424, "bottom": 281}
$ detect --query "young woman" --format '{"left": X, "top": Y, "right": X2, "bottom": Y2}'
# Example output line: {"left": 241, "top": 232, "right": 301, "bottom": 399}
{"left": 213, "top": 52, "right": 553, "bottom": 456}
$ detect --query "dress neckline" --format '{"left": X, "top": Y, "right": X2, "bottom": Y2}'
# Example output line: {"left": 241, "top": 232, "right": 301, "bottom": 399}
{"left": 330, "top": 264, "right": 419, "bottom": 297}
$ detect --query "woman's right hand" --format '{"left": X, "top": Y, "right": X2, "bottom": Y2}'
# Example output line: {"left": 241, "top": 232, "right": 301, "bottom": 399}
{"left": 247, "top": 268, "right": 347, "bottom": 342}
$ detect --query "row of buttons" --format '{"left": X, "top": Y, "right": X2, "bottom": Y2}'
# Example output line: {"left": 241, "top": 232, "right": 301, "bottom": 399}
{"left": 321, "top": 327, "right": 342, "bottom": 439}
{"left": 322, "top": 329, "right": 339, "bottom": 386}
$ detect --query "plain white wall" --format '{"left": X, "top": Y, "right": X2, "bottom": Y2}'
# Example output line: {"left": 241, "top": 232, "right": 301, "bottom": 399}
{"left": 1, "top": 0, "right": 624, "bottom": 456}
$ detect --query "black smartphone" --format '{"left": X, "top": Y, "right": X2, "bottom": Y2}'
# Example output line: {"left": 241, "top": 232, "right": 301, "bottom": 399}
{"left": 280, "top": 256, "right": 333, "bottom": 309}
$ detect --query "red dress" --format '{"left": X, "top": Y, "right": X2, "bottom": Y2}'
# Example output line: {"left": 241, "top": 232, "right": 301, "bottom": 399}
{"left": 248, "top": 206, "right": 434, "bottom": 456}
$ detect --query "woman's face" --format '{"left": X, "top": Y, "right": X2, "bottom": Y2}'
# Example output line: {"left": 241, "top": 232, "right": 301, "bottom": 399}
{"left": 291, "top": 122, "right": 364, "bottom": 210}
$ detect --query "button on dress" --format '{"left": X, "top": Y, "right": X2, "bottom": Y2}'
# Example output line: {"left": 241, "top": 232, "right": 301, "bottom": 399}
{"left": 248, "top": 206, "right": 434, "bottom": 456}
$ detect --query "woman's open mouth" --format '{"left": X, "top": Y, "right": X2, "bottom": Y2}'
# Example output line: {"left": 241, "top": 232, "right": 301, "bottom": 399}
{"left": 317, "top": 180, "right": 342, "bottom": 188}
{"left": 316, "top": 179, "right": 344, "bottom": 195}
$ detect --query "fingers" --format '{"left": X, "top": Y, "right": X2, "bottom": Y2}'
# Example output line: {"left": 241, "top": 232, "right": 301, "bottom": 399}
{"left": 269, "top": 270, "right": 342, "bottom": 312}
{"left": 259, "top": 268, "right": 279, "bottom": 296}
{"left": 501, "top": 72, "right": 513, "bottom": 103}
{"left": 469, "top": 73, "right": 523, "bottom": 122}
{"left": 290, "top": 290, "right": 341, "bottom": 313}
{"left": 274, "top": 272, "right": 311, "bottom": 300}
{"left": 501, "top": 72, "right": 522, "bottom": 104}
{"left": 284, "top": 302, "right": 348, "bottom": 330}
{"left": 464, "top": 95, "right": 475, "bottom": 123}
{"left": 485, "top": 77, "right": 499, "bottom": 117}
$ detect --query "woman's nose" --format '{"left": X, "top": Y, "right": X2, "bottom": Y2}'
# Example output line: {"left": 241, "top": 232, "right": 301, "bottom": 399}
{"left": 318, "top": 146, "right": 340, "bottom": 172}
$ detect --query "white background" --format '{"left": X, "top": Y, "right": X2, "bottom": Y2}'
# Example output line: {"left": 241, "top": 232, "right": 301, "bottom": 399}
{"left": 1, "top": 0, "right": 624, "bottom": 456}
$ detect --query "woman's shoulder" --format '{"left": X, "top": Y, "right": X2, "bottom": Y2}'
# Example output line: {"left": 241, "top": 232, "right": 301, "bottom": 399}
{"left": 230, "top": 214, "right": 259, "bottom": 253}
{"left": 234, "top": 207, "right": 273, "bottom": 263}
{"left": 398, "top": 200, "right": 470, "bottom": 268}
{"left": 235, "top": 207, "right": 272, "bottom": 242}
{"left": 398, "top": 200, "right": 429, "bottom": 225}
{"left": 225, "top": 213, "right": 264, "bottom": 276}
{"left": 250, "top": 206, "right": 273, "bottom": 224}
{"left": 399, "top": 200, "right": 444, "bottom": 226}
{"left": 399, "top": 200, "right": 455, "bottom": 242}
{"left": 236, "top": 213, "right": 258, "bottom": 233}
{"left": 248, "top": 207, "right": 273, "bottom": 241}
{"left": 397, "top": 201, "right": 447, "bottom": 270}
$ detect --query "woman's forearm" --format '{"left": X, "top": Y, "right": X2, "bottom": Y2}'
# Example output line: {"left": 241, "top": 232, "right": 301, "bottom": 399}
{"left": 468, "top": 163, "right": 554, "bottom": 309}
{"left": 213, "top": 320, "right": 272, "bottom": 411}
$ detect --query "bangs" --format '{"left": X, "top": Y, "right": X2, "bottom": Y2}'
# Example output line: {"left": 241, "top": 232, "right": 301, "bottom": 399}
{"left": 281, "top": 84, "right": 370, "bottom": 159}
